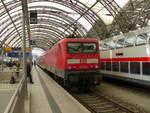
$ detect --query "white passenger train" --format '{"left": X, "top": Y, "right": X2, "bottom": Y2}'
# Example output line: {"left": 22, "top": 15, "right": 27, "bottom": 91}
{"left": 100, "top": 26, "right": 150, "bottom": 86}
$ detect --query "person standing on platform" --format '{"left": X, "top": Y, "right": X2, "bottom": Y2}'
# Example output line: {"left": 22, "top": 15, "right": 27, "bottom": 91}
{"left": 16, "top": 61, "right": 20, "bottom": 78}
{"left": 26, "top": 60, "right": 34, "bottom": 84}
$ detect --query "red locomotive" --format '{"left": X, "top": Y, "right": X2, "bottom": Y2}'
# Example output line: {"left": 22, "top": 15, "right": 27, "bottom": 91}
{"left": 38, "top": 38, "right": 101, "bottom": 88}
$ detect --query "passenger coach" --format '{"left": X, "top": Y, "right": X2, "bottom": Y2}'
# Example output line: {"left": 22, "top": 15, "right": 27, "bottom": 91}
{"left": 100, "top": 27, "right": 150, "bottom": 87}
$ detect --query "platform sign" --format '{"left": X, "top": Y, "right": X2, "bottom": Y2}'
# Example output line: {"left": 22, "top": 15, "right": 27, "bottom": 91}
{"left": 21, "top": 52, "right": 30, "bottom": 56}
{"left": 21, "top": 48, "right": 31, "bottom": 51}
{"left": 25, "top": 48, "right": 31, "bottom": 51}
{"left": 12, "top": 47, "right": 21, "bottom": 51}
{"left": 4, "top": 47, "right": 12, "bottom": 51}
{"left": 8, "top": 52, "right": 19, "bottom": 57}
{"left": 26, "top": 52, "right": 30, "bottom": 56}
{"left": 30, "top": 10, "right": 37, "bottom": 24}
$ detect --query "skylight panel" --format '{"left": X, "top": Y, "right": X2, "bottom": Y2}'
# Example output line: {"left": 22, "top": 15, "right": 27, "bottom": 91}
{"left": 78, "top": 17, "right": 92, "bottom": 31}
{"left": 115, "top": 0, "right": 129, "bottom": 8}
{"left": 79, "top": 0, "right": 97, "bottom": 7}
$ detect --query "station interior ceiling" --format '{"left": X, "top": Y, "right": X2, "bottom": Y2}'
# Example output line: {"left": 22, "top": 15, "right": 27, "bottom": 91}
{"left": 0, "top": 0, "right": 150, "bottom": 50}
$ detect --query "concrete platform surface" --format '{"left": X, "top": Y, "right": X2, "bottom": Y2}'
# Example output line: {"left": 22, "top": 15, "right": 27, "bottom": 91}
{"left": 28, "top": 67, "right": 53, "bottom": 113}
{"left": 35, "top": 66, "right": 91, "bottom": 113}
{"left": 0, "top": 90, "right": 15, "bottom": 113}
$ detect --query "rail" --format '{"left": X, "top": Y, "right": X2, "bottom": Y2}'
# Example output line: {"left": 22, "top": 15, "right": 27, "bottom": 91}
{"left": 70, "top": 89, "right": 146, "bottom": 113}
{"left": 3, "top": 73, "right": 27, "bottom": 113}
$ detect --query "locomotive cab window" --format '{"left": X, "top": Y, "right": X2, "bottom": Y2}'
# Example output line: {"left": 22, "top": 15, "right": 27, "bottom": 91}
{"left": 67, "top": 42, "right": 97, "bottom": 53}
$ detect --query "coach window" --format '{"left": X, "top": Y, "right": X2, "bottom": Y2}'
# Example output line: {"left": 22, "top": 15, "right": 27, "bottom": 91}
{"left": 124, "top": 37, "right": 135, "bottom": 47}
{"left": 148, "top": 33, "right": 150, "bottom": 43}
{"left": 101, "top": 43, "right": 109, "bottom": 51}
{"left": 112, "top": 62, "right": 119, "bottom": 72}
{"left": 106, "top": 62, "right": 111, "bottom": 71}
{"left": 101, "top": 62, "right": 105, "bottom": 70}
{"left": 106, "top": 41, "right": 116, "bottom": 50}
{"left": 136, "top": 33, "right": 147, "bottom": 46}
{"left": 116, "top": 39, "right": 124, "bottom": 48}
{"left": 120, "top": 62, "right": 128, "bottom": 73}
{"left": 130, "top": 62, "right": 140, "bottom": 74}
{"left": 142, "top": 62, "right": 150, "bottom": 75}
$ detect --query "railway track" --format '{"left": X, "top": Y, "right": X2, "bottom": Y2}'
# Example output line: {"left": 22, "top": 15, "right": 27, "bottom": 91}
{"left": 71, "top": 90, "right": 147, "bottom": 113}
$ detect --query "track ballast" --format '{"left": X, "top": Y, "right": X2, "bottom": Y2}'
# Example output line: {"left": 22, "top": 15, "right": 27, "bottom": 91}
{"left": 71, "top": 90, "right": 147, "bottom": 113}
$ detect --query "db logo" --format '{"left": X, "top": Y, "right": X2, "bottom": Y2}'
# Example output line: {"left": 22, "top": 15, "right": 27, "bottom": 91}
{"left": 80, "top": 59, "right": 87, "bottom": 63}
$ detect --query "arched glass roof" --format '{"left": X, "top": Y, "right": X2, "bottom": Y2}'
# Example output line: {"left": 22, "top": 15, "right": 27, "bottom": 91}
{"left": 0, "top": 0, "right": 150, "bottom": 50}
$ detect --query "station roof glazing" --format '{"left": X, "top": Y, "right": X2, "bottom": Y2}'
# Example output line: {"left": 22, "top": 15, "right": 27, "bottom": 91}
{"left": 0, "top": 0, "right": 150, "bottom": 50}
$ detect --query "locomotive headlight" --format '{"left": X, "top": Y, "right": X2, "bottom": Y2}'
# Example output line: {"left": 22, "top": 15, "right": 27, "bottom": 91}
{"left": 95, "top": 64, "right": 99, "bottom": 68}
{"left": 87, "top": 59, "right": 98, "bottom": 63}
{"left": 67, "top": 59, "right": 80, "bottom": 64}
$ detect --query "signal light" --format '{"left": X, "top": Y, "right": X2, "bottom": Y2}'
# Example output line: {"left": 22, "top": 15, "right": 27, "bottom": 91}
{"left": 95, "top": 64, "right": 99, "bottom": 68}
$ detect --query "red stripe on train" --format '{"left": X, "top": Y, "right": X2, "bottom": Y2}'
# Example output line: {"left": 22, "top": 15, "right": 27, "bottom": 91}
{"left": 100, "top": 57, "right": 150, "bottom": 61}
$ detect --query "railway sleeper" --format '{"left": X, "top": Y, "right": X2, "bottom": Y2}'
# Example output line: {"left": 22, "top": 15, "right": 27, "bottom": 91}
{"left": 96, "top": 108, "right": 121, "bottom": 113}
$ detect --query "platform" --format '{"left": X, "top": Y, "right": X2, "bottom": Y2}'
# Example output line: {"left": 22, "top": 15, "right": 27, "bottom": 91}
{"left": 27, "top": 66, "right": 91, "bottom": 113}
{"left": 0, "top": 66, "right": 21, "bottom": 113}
{"left": 0, "top": 90, "right": 15, "bottom": 113}
{"left": 28, "top": 66, "right": 52, "bottom": 113}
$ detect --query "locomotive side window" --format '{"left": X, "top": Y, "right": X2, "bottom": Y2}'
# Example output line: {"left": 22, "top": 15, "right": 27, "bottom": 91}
{"left": 120, "top": 62, "right": 128, "bottom": 73}
{"left": 130, "top": 62, "right": 140, "bottom": 74}
{"left": 67, "top": 42, "right": 97, "bottom": 53}
{"left": 112, "top": 62, "right": 119, "bottom": 72}
{"left": 106, "top": 62, "right": 111, "bottom": 71}
{"left": 101, "top": 62, "right": 105, "bottom": 70}
{"left": 142, "top": 62, "right": 150, "bottom": 75}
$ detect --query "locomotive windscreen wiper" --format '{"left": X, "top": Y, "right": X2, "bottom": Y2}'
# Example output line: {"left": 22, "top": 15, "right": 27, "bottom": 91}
{"left": 68, "top": 46, "right": 81, "bottom": 52}
{"left": 67, "top": 42, "right": 82, "bottom": 53}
